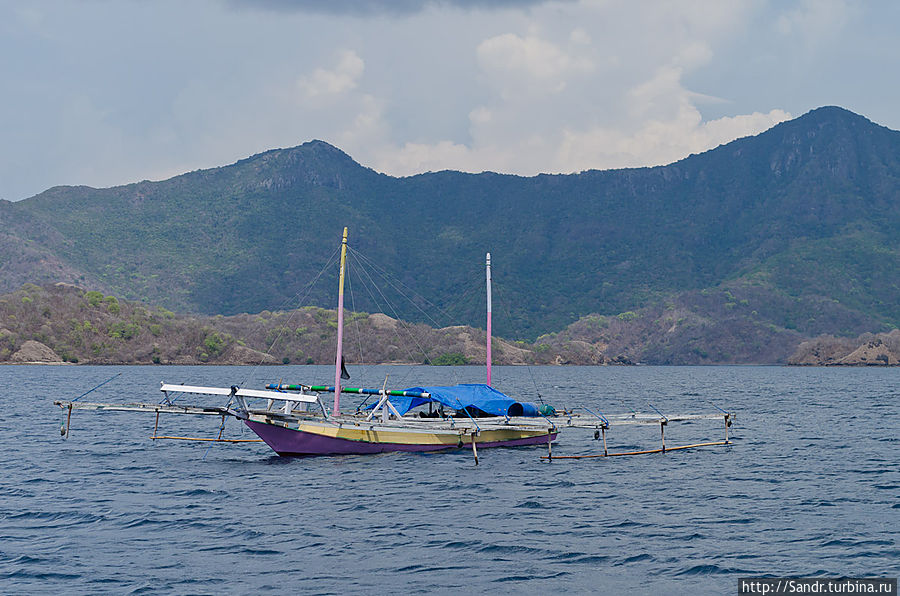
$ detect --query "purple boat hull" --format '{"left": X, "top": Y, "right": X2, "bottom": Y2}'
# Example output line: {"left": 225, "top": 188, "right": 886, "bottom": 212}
{"left": 244, "top": 420, "right": 556, "bottom": 456}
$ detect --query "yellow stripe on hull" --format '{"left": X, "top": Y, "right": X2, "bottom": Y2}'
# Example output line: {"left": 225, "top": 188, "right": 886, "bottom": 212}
{"left": 295, "top": 421, "right": 547, "bottom": 446}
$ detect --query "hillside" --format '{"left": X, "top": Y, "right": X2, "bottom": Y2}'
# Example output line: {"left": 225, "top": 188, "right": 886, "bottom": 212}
{"left": 0, "top": 106, "right": 897, "bottom": 363}
{"left": 0, "top": 283, "right": 588, "bottom": 366}
{"left": 3, "top": 283, "right": 897, "bottom": 366}
{"left": 788, "top": 330, "right": 900, "bottom": 365}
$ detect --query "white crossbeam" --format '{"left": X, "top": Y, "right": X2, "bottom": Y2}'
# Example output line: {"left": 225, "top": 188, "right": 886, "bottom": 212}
{"left": 160, "top": 383, "right": 318, "bottom": 403}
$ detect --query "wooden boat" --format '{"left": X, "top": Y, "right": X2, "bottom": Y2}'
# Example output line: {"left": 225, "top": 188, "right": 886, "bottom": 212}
{"left": 55, "top": 227, "right": 733, "bottom": 461}
{"left": 159, "top": 228, "right": 557, "bottom": 456}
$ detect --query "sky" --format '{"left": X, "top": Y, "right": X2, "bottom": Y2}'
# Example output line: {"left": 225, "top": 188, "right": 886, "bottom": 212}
{"left": 1, "top": 0, "right": 898, "bottom": 201}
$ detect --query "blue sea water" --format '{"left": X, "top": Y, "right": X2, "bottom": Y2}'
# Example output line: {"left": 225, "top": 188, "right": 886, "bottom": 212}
{"left": 1, "top": 364, "right": 897, "bottom": 595}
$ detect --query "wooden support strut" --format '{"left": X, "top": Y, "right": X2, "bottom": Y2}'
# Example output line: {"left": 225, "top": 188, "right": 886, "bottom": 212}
{"left": 65, "top": 403, "right": 72, "bottom": 438}
{"left": 471, "top": 432, "right": 479, "bottom": 465}
{"left": 153, "top": 409, "right": 160, "bottom": 440}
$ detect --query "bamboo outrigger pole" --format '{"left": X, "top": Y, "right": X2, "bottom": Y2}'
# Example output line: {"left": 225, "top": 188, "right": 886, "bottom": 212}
{"left": 333, "top": 227, "right": 349, "bottom": 417}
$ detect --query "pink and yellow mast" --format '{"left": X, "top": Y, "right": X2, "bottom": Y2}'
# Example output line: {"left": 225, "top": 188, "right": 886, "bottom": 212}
{"left": 486, "top": 252, "right": 492, "bottom": 386}
{"left": 333, "top": 227, "right": 349, "bottom": 416}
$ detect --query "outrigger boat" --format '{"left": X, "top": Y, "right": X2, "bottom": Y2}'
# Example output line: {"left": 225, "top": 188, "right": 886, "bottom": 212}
{"left": 56, "top": 228, "right": 734, "bottom": 462}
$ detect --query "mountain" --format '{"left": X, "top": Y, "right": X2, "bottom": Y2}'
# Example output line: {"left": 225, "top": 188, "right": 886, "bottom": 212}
{"left": 0, "top": 106, "right": 897, "bottom": 363}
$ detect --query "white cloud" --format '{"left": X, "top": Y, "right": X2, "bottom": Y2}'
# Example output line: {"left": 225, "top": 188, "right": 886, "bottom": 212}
{"left": 476, "top": 32, "right": 593, "bottom": 97}
{"left": 366, "top": 4, "right": 791, "bottom": 178}
{"left": 376, "top": 101, "right": 790, "bottom": 178}
{"left": 556, "top": 107, "right": 791, "bottom": 173}
{"left": 469, "top": 106, "right": 492, "bottom": 126}
{"left": 627, "top": 65, "right": 689, "bottom": 120}
{"left": 297, "top": 49, "right": 365, "bottom": 99}
{"left": 569, "top": 27, "right": 590, "bottom": 45}
{"left": 477, "top": 32, "right": 591, "bottom": 80}
{"left": 377, "top": 140, "right": 475, "bottom": 175}
{"left": 335, "top": 93, "right": 390, "bottom": 151}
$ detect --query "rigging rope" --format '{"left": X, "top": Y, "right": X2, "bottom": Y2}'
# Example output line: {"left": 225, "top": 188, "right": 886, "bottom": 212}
{"left": 349, "top": 246, "right": 480, "bottom": 330}
{"left": 346, "top": 261, "right": 374, "bottom": 392}
{"left": 237, "top": 243, "right": 342, "bottom": 390}
{"left": 349, "top": 252, "right": 434, "bottom": 369}
{"left": 71, "top": 372, "right": 122, "bottom": 402}
{"left": 491, "top": 282, "right": 545, "bottom": 403}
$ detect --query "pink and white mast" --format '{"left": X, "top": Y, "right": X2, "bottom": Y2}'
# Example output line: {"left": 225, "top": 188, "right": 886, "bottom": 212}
{"left": 486, "top": 252, "right": 492, "bottom": 386}
{"left": 333, "top": 227, "right": 349, "bottom": 416}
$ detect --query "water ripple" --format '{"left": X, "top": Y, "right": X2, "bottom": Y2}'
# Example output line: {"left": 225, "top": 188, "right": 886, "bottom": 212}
{"left": 2, "top": 364, "right": 898, "bottom": 595}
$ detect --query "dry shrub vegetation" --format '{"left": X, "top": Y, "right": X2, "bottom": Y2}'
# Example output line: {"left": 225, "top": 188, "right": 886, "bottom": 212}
{"left": 788, "top": 329, "right": 900, "bottom": 365}
{"left": 1, "top": 283, "right": 895, "bottom": 366}
{"left": 0, "top": 284, "right": 550, "bottom": 366}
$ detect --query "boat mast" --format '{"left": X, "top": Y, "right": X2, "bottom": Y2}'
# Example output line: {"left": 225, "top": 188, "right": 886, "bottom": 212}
{"left": 333, "top": 227, "right": 349, "bottom": 416}
{"left": 486, "top": 252, "right": 492, "bottom": 386}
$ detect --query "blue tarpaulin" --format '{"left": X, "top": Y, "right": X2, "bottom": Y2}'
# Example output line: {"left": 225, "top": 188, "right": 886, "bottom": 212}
{"left": 381, "top": 383, "right": 540, "bottom": 417}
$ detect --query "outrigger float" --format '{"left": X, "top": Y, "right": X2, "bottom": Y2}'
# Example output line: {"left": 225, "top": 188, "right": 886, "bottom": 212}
{"left": 55, "top": 228, "right": 734, "bottom": 463}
